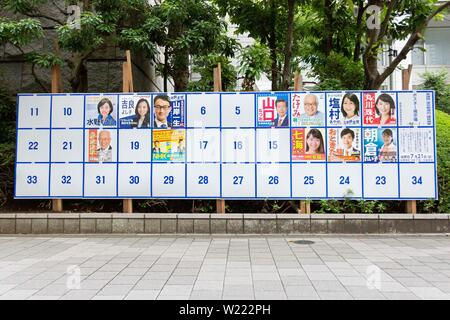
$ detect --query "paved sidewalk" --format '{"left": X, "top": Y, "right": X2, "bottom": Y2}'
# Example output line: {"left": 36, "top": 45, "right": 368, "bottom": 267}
{"left": 0, "top": 235, "right": 450, "bottom": 300}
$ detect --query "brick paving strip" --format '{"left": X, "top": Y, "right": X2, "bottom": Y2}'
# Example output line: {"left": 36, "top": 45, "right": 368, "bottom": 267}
{"left": 0, "top": 235, "right": 450, "bottom": 300}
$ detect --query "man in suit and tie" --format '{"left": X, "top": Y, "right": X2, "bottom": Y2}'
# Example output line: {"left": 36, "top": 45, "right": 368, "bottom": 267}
{"left": 272, "top": 98, "right": 289, "bottom": 127}
{"left": 153, "top": 94, "right": 172, "bottom": 129}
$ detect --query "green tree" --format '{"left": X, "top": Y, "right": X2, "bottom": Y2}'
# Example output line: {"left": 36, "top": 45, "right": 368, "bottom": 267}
{"left": 215, "top": 0, "right": 304, "bottom": 91}
{"left": 187, "top": 54, "right": 237, "bottom": 92}
{"left": 295, "top": 0, "right": 450, "bottom": 90}
{"left": 1, "top": 0, "right": 160, "bottom": 92}
{"left": 359, "top": 0, "right": 450, "bottom": 89}
{"left": 238, "top": 42, "right": 271, "bottom": 91}
{"left": 153, "top": 0, "right": 237, "bottom": 92}
{"left": 419, "top": 69, "right": 450, "bottom": 114}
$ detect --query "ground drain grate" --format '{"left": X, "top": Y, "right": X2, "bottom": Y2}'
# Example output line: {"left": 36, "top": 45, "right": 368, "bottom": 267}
{"left": 290, "top": 240, "right": 315, "bottom": 245}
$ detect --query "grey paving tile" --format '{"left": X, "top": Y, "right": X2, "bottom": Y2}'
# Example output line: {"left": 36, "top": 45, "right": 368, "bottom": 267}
{"left": 189, "top": 290, "right": 223, "bottom": 300}
{"left": 109, "top": 275, "right": 141, "bottom": 285}
{"left": 408, "top": 287, "right": 448, "bottom": 299}
{"left": 97, "top": 285, "right": 133, "bottom": 296}
{"left": 27, "top": 295, "right": 62, "bottom": 300}
{"left": 125, "top": 290, "right": 159, "bottom": 300}
{"left": 60, "top": 290, "right": 98, "bottom": 300}
{"left": 311, "top": 280, "right": 347, "bottom": 292}
{"left": 92, "top": 295, "right": 125, "bottom": 300}
{"left": 318, "top": 291, "right": 353, "bottom": 300}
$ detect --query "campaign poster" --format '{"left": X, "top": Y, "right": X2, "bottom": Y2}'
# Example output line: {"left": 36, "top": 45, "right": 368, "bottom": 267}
{"left": 152, "top": 129, "right": 186, "bottom": 162}
{"left": 167, "top": 94, "right": 185, "bottom": 128}
{"left": 292, "top": 128, "right": 326, "bottom": 161}
{"left": 399, "top": 128, "right": 434, "bottom": 162}
{"left": 119, "top": 95, "right": 152, "bottom": 128}
{"left": 291, "top": 92, "right": 325, "bottom": 127}
{"left": 85, "top": 95, "right": 117, "bottom": 127}
{"left": 363, "top": 92, "right": 396, "bottom": 125}
{"left": 328, "top": 128, "right": 361, "bottom": 162}
{"left": 397, "top": 91, "right": 433, "bottom": 126}
{"left": 363, "top": 128, "right": 397, "bottom": 163}
{"left": 88, "top": 129, "right": 113, "bottom": 162}
{"left": 327, "top": 92, "right": 361, "bottom": 126}
{"left": 256, "top": 93, "right": 289, "bottom": 127}
{"left": 153, "top": 94, "right": 185, "bottom": 129}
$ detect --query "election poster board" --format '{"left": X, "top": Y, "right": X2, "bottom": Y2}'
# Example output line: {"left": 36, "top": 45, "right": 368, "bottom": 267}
{"left": 15, "top": 91, "right": 438, "bottom": 200}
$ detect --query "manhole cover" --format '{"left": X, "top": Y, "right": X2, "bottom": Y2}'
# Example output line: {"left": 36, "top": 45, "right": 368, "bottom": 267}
{"left": 290, "top": 240, "right": 315, "bottom": 245}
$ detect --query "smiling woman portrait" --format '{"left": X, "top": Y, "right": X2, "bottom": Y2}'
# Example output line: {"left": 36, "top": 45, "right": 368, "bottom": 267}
{"left": 341, "top": 93, "right": 360, "bottom": 122}
{"left": 373, "top": 93, "right": 396, "bottom": 125}
{"left": 97, "top": 97, "right": 117, "bottom": 126}
{"left": 305, "top": 128, "right": 325, "bottom": 155}
{"left": 131, "top": 98, "right": 151, "bottom": 128}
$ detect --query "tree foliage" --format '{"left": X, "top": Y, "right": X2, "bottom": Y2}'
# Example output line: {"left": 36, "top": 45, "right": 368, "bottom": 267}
{"left": 187, "top": 54, "right": 237, "bottom": 92}
{"left": 1, "top": 0, "right": 159, "bottom": 92}
{"left": 238, "top": 43, "right": 271, "bottom": 91}
{"left": 153, "top": 0, "right": 237, "bottom": 92}
{"left": 419, "top": 69, "right": 450, "bottom": 114}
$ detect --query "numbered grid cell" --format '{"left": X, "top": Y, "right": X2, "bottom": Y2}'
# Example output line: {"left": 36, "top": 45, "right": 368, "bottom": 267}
{"left": 152, "top": 163, "right": 185, "bottom": 197}
{"left": 186, "top": 93, "right": 220, "bottom": 127}
{"left": 256, "top": 163, "right": 291, "bottom": 198}
{"left": 51, "top": 95, "right": 84, "bottom": 128}
{"left": 18, "top": 95, "right": 51, "bottom": 128}
{"left": 362, "top": 163, "right": 399, "bottom": 198}
{"left": 256, "top": 128, "right": 291, "bottom": 162}
{"left": 222, "top": 128, "right": 255, "bottom": 163}
{"left": 291, "top": 163, "right": 327, "bottom": 198}
{"left": 84, "top": 129, "right": 117, "bottom": 163}
{"left": 84, "top": 163, "right": 117, "bottom": 197}
{"left": 15, "top": 164, "right": 49, "bottom": 197}
{"left": 118, "top": 163, "right": 151, "bottom": 197}
{"left": 399, "top": 163, "right": 436, "bottom": 199}
{"left": 118, "top": 129, "right": 151, "bottom": 162}
{"left": 51, "top": 129, "right": 83, "bottom": 162}
{"left": 221, "top": 93, "right": 255, "bottom": 127}
{"left": 222, "top": 163, "right": 256, "bottom": 198}
{"left": 50, "top": 163, "right": 83, "bottom": 197}
{"left": 187, "top": 129, "right": 221, "bottom": 162}
{"left": 398, "top": 128, "right": 434, "bottom": 163}
{"left": 186, "top": 163, "right": 220, "bottom": 197}
{"left": 327, "top": 163, "right": 362, "bottom": 198}
{"left": 17, "top": 129, "right": 50, "bottom": 162}
{"left": 397, "top": 91, "right": 434, "bottom": 126}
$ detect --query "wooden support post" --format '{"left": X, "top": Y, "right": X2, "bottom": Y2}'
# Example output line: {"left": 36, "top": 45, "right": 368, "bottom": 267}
{"left": 402, "top": 64, "right": 417, "bottom": 214}
{"left": 293, "top": 71, "right": 311, "bottom": 214}
{"left": 123, "top": 50, "right": 134, "bottom": 213}
{"left": 214, "top": 63, "right": 226, "bottom": 213}
{"left": 52, "top": 40, "right": 63, "bottom": 212}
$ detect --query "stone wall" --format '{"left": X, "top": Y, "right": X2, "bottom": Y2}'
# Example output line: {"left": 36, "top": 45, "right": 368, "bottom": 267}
{"left": 0, "top": 1, "right": 165, "bottom": 95}
{"left": 0, "top": 213, "right": 449, "bottom": 234}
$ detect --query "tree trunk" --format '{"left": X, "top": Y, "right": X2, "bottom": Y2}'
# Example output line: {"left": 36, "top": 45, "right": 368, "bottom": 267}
{"left": 163, "top": 46, "right": 168, "bottom": 92}
{"left": 281, "top": 0, "right": 295, "bottom": 90}
{"left": 269, "top": 0, "right": 278, "bottom": 91}
{"left": 172, "top": 49, "right": 189, "bottom": 92}
{"left": 324, "top": 0, "right": 333, "bottom": 56}
{"left": 362, "top": 0, "right": 450, "bottom": 89}
{"left": 353, "top": 1, "right": 365, "bottom": 62}
{"left": 168, "top": 22, "right": 189, "bottom": 92}
{"left": 68, "top": 55, "right": 88, "bottom": 92}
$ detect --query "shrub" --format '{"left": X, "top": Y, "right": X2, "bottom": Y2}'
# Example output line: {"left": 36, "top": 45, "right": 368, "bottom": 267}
{"left": 0, "top": 89, "right": 16, "bottom": 207}
{"left": 312, "top": 52, "right": 365, "bottom": 90}
{"left": 419, "top": 110, "right": 450, "bottom": 213}
{"left": 419, "top": 70, "right": 450, "bottom": 114}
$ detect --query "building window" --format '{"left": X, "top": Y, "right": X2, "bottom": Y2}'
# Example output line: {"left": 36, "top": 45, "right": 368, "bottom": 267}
{"left": 412, "top": 40, "right": 425, "bottom": 65}
{"left": 423, "top": 27, "right": 450, "bottom": 65}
